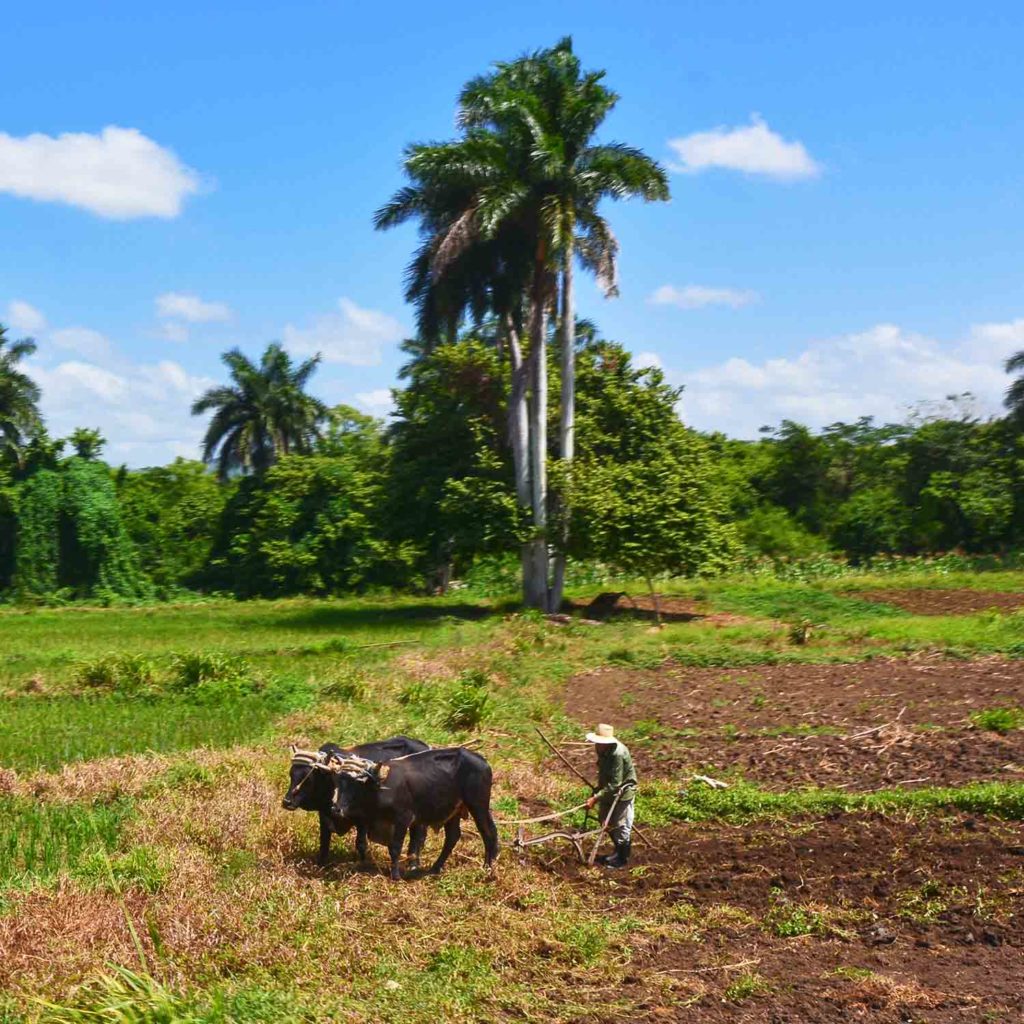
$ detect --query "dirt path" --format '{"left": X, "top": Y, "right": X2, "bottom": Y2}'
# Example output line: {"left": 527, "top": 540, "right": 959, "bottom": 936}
{"left": 565, "top": 659, "right": 1024, "bottom": 789}
{"left": 853, "top": 588, "right": 1024, "bottom": 615}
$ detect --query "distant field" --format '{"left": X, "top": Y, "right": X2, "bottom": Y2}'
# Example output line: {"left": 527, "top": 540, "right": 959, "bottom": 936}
{"left": 1, "top": 573, "right": 1023, "bottom": 1022}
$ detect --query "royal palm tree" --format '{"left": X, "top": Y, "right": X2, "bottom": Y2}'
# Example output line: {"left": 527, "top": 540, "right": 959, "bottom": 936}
{"left": 1006, "top": 351, "right": 1024, "bottom": 423}
{"left": 376, "top": 38, "right": 669, "bottom": 609}
{"left": 0, "top": 324, "right": 42, "bottom": 460}
{"left": 191, "top": 343, "right": 327, "bottom": 480}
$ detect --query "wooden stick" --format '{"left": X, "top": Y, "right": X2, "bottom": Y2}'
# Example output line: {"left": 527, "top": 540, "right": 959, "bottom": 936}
{"left": 535, "top": 726, "right": 596, "bottom": 789}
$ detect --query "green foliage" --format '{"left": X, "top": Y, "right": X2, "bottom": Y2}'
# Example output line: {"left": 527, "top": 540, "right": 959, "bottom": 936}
{"left": 765, "top": 891, "right": 826, "bottom": 937}
{"left": 442, "top": 669, "right": 492, "bottom": 731}
{"left": 74, "top": 654, "right": 157, "bottom": 694}
{"left": 970, "top": 706, "right": 1024, "bottom": 733}
{"left": 191, "top": 343, "right": 328, "bottom": 480}
{"left": 740, "top": 506, "right": 830, "bottom": 559}
{"left": 567, "top": 351, "right": 738, "bottom": 583}
{"left": 0, "top": 797, "right": 129, "bottom": 888}
{"left": 61, "top": 457, "right": 153, "bottom": 600}
{"left": 13, "top": 468, "right": 62, "bottom": 597}
{"left": 655, "top": 779, "right": 1024, "bottom": 823}
{"left": 724, "top": 973, "right": 768, "bottom": 1002}
{"left": 118, "top": 460, "right": 228, "bottom": 592}
{"left": 78, "top": 845, "right": 168, "bottom": 894}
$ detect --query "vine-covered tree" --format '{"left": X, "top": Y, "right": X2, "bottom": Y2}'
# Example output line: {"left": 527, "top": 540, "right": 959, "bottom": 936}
{"left": 191, "top": 343, "right": 328, "bottom": 480}
{"left": 0, "top": 324, "right": 42, "bottom": 460}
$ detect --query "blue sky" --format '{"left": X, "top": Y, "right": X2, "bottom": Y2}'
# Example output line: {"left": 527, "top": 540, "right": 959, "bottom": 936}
{"left": 3, "top": 1, "right": 1023, "bottom": 465}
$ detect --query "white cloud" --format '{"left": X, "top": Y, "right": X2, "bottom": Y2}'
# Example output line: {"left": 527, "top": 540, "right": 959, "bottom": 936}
{"left": 156, "top": 292, "right": 232, "bottom": 324}
{"left": 650, "top": 284, "right": 759, "bottom": 310}
{"left": 668, "top": 115, "right": 821, "bottom": 180}
{"left": 0, "top": 126, "right": 202, "bottom": 219}
{"left": 6, "top": 300, "right": 46, "bottom": 333}
{"left": 675, "top": 321, "right": 1023, "bottom": 437}
{"left": 9, "top": 300, "right": 215, "bottom": 465}
{"left": 29, "top": 355, "right": 214, "bottom": 466}
{"left": 354, "top": 388, "right": 395, "bottom": 416}
{"left": 634, "top": 351, "right": 664, "bottom": 371}
{"left": 283, "top": 297, "right": 405, "bottom": 366}
{"left": 157, "top": 321, "right": 191, "bottom": 343}
{"left": 50, "top": 327, "right": 113, "bottom": 360}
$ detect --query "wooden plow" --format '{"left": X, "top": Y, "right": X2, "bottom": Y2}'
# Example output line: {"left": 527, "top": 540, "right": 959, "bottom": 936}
{"left": 497, "top": 787, "right": 628, "bottom": 866}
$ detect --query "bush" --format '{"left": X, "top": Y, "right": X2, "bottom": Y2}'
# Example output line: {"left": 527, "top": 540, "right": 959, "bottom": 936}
{"left": 740, "top": 506, "right": 829, "bottom": 560}
{"left": 442, "top": 670, "right": 491, "bottom": 731}
{"left": 170, "top": 652, "right": 249, "bottom": 690}
{"left": 73, "top": 654, "right": 157, "bottom": 695}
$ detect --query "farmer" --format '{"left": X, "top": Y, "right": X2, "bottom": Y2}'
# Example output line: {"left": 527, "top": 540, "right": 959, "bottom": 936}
{"left": 584, "top": 723, "right": 637, "bottom": 869}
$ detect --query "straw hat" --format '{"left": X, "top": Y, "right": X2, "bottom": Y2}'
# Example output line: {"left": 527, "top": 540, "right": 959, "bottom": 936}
{"left": 585, "top": 723, "right": 618, "bottom": 744}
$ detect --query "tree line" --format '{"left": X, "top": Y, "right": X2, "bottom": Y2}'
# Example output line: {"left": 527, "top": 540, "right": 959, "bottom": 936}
{"left": 2, "top": 39, "right": 1023, "bottom": 604}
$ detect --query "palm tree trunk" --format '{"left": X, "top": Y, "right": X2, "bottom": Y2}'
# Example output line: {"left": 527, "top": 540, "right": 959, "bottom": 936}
{"left": 550, "top": 233, "right": 575, "bottom": 612}
{"left": 506, "top": 318, "right": 533, "bottom": 598}
{"left": 523, "top": 249, "right": 550, "bottom": 611}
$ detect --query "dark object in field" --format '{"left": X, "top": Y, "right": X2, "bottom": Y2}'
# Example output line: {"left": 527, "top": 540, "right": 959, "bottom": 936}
{"left": 331, "top": 746, "right": 499, "bottom": 880}
{"left": 282, "top": 736, "right": 429, "bottom": 866}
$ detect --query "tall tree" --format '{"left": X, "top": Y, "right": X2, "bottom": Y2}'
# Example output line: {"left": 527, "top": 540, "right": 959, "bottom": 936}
{"left": 191, "top": 343, "right": 327, "bottom": 480}
{"left": 1005, "top": 350, "right": 1024, "bottom": 424}
{"left": 0, "top": 324, "right": 42, "bottom": 460}
{"left": 376, "top": 38, "right": 668, "bottom": 610}
{"left": 458, "top": 39, "right": 669, "bottom": 609}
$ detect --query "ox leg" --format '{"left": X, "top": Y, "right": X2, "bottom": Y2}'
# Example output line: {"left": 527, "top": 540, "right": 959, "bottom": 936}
{"left": 428, "top": 818, "right": 461, "bottom": 875}
{"left": 407, "top": 824, "right": 427, "bottom": 870}
{"left": 388, "top": 816, "right": 412, "bottom": 881}
{"left": 355, "top": 823, "right": 369, "bottom": 862}
{"left": 469, "top": 805, "right": 500, "bottom": 870}
{"left": 317, "top": 812, "right": 332, "bottom": 866}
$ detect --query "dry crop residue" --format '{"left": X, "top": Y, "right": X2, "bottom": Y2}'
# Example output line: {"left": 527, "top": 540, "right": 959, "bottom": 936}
{"left": 564, "top": 659, "right": 1024, "bottom": 790}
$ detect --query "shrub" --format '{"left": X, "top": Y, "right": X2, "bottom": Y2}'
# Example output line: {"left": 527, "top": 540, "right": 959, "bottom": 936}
{"left": 442, "top": 670, "right": 491, "bottom": 731}
{"left": 74, "top": 656, "right": 119, "bottom": 690}
{"left": 170, "top": 652, "right": 249, "bottom": 690}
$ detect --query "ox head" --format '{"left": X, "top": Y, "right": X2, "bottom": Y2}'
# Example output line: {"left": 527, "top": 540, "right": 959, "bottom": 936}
{"left": 281, "top": 745, "right": 335, "bottom": 811}
{"left": 329, "top": 754, "right": 387, "bottom": 818}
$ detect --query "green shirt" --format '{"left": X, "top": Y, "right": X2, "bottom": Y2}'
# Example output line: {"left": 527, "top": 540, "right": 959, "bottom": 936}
{"left": 594, "top": 741, "right": 637, "bottom": 805}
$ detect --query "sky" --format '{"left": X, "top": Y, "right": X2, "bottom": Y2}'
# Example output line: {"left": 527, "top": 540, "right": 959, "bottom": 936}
{"left": 3, "top": 1, "right": 1023, "bottom": 466}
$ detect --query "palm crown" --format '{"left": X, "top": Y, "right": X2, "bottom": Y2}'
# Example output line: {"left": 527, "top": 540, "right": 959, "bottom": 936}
{"left": 0, "top": 324, "right": 42, "bottom": 459}
{"left": 191, "top": 343, "right": 327, "bottom": 480}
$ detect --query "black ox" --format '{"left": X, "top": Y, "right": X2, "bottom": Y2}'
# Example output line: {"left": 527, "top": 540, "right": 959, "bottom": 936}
{"left": 281, "top": 736, "right": 429, "bottom": 866}
{"left": 330, "top": 746, "right": 499, "bottom": 881}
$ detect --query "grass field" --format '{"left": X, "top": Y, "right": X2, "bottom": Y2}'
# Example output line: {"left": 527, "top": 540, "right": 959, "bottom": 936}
{"left": 1, "top": 572, "right": 1023, "bottom": 1022}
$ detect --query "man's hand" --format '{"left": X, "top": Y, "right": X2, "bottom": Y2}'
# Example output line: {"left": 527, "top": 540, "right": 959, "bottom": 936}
{"left": 585, "top": 796, "right": 597, "bottom": 810}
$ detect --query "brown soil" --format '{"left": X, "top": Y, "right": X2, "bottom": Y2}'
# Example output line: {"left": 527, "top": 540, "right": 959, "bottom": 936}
{"left": 552, "top": 814, "right": 1024, "bottom": 1022}
{"left": 564, "top": 659, "right": 1024, "bottom": 790}
{"left": 853, "top": 588, "right": 1024, "bottom": 616}
{"left": 570, "top": 592, "right": 758, "bottom": 627}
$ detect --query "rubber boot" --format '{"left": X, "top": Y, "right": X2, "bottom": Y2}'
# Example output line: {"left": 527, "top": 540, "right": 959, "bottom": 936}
{"left": 604, "top": 840, "right": 631, "bottom": 869}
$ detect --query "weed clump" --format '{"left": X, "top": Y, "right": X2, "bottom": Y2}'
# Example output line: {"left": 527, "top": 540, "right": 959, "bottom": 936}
{"left": 971, "top": 706, "right": 1024, "bottom": 734}
{"left": 74, "top": 654, "right": 158, "bottom": 695}
{"left": 442, "top": 669, "right": 491, "bottom": 731}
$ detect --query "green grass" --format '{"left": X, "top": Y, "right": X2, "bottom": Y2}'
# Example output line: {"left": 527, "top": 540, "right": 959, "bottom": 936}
{"left": 971, "top": 706, "right": 1024, "bottom": 733}
{"left": 0, "top": 797, "right": 130, "bottom": 889}
{"left": 640, "top": 778, "right": 1024, "bottom": 825}
{"left": 0, "top": 594, "right": 495, "bottom": 688}
{"left": 0, "top": 694, "right": 294, "bottom": 771}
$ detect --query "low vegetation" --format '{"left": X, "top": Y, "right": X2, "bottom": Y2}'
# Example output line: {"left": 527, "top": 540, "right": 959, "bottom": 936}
{"left": 0, "top": 567, "right": 1021, "bottom": 1020}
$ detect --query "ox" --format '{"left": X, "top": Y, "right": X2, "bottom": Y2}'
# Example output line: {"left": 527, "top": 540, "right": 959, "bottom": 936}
{"left": 330, "top": 746, "right": 499, "bottom": 881}
{"left": 282, "top": 736, "right": 428, "bottom": 866}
